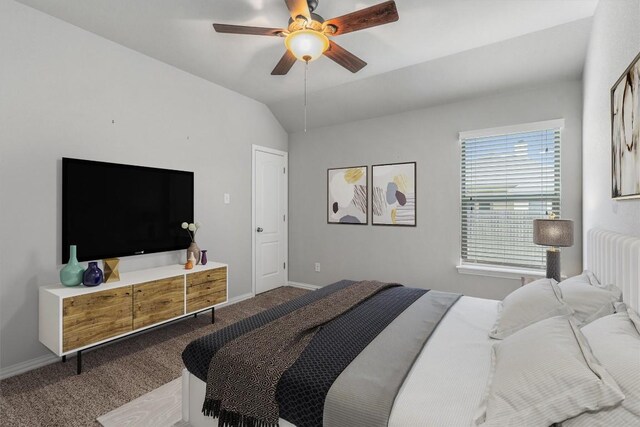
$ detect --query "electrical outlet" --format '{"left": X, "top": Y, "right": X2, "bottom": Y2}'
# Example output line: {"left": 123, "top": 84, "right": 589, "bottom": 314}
{"left": 224, "top": 193, "right": 230, "bottom": 204}
{"left": 315, "top": 262, "right": 320, "bottom": 272}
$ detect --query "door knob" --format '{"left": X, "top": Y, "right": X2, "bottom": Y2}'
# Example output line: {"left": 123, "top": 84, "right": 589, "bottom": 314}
{"left": 256, "top": 227, "right": 263, "bottom": 232}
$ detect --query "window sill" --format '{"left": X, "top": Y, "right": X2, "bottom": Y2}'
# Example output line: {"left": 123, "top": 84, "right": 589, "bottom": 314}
{"left": 456, "top": 263, "right": 546, "bottom": 280}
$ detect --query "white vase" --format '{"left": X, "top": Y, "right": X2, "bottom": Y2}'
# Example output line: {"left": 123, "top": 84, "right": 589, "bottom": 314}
{"left": 187, "top": 242, "right": 201, "bottom": 265}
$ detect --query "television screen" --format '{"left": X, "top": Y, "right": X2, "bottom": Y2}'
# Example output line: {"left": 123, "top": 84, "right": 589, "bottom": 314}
{"left": 62, "top": 158, "right": 194, "bottom": 262}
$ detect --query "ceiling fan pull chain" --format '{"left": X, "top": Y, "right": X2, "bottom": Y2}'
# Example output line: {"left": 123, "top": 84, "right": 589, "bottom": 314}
{"left": 304, "top": 59, "right": 309, "bottom": 132}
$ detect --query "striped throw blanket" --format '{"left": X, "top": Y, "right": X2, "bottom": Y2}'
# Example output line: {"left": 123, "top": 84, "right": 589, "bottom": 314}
{"left": 202, "top": 280, "right": 397, "bottom": 427}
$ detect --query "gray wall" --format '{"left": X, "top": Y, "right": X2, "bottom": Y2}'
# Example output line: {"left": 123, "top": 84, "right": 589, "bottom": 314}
{"left": 0, "top": 1, "right": 287, "bottom": 371}
{"left": 289, "top": 80, "right": 583, "bottom": 299}
{"left": 582, "top": 0, "right": 640, "bottom": 246}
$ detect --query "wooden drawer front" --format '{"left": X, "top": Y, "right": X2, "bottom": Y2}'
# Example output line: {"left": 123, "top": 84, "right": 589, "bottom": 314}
{"left": 187, "top": 267, "right": 227, "bottom": 313}
{"left": 187, "top": 267, "right": 227, "bottom": 287}
{"left": 133, "top": 276, "right": 184, "bottom": 330}
{"left": 187, "top": 284, "right": 226, "bottom": 313}
{"left": 63, "top": 287, "right": 133, "bottom": 352}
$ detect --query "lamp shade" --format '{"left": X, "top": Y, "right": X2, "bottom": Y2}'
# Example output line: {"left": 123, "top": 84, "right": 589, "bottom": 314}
{"left": 533, "top": 219, "right": 574, "bottom": 247}
{"left": 285, "top": 29, "right": 329, "bottom": 62}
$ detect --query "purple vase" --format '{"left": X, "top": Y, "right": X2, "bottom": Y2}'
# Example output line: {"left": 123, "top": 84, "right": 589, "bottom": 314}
{"left": 83, "top": 261, "right": 104, "bottom": 287}
{"left": 201, "top": 250, "right": 208, "bottom": 265}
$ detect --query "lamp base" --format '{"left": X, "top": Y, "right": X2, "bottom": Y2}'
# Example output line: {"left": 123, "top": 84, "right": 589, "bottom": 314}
{"left": 546, "top": 249, "right": 561, "bottom": 282}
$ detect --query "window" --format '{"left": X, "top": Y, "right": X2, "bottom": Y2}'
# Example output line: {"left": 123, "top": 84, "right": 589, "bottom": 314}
{"left": 459, "top": 120, "right": 563, "bottom": 271}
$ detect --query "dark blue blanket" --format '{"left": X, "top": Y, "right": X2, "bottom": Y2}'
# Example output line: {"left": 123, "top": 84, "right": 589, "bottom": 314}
{"left": 182, "top": 280, "right": 427, "bottom": 427}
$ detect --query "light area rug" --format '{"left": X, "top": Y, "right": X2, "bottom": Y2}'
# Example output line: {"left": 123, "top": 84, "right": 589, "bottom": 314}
{"left": 97, "top": 378, "right": 186, "bottom": 427}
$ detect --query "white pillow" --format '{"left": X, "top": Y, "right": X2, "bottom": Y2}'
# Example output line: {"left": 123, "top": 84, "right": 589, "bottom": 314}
{"left": 587, "top": 270, "right": 626, "bottom": 293}
{"left": 475, "top": 316, "right": 624, "bottom": 427}
{"left": 563, "top": 311, "right": 640, "bottom": 426}
{"left": 489, "top": 278, "right": 573, "bottom": 339}
{"left": 616, "top": 302, "right": 640, "bottom": 334}
{"left": 626, "top": 305, "right": 640, "bottom": 335}
{"left": 613, "top": 301, "right": 628, "bottom": 313}
{"left": 561, "top": 270, "right": 600, "bottom": 286}
{"left": 559, "top": 272, "right": 622, "bottom": 325}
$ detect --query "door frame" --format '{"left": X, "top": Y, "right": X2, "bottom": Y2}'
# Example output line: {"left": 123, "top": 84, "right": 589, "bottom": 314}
{"left": 251, "top": 144, "right": 288, "bottom": 296}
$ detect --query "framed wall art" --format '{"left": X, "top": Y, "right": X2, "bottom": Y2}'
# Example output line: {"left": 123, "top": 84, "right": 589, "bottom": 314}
{"left": 372, "top": 162, "right": 416, "bottom": 226}
{"left": 327, "top": 166, "right": 368, "bottom": 224}
{"left": 611, "top": 51, "right": 640, "bottom": 199}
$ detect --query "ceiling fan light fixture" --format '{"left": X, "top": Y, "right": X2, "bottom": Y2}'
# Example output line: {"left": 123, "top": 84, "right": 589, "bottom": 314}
{"left": 285, "top": 29, "right": 329, "bottom": 62}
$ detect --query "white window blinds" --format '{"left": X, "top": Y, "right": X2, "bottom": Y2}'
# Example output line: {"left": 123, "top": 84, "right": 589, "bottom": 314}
{"left": 460, "top": 120, "right": 562, "bottom": 270}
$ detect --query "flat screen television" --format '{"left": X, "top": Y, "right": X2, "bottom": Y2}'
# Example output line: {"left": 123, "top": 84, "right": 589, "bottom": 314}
{"left": 62, "top": 158, "right": 194, "bottom": 262}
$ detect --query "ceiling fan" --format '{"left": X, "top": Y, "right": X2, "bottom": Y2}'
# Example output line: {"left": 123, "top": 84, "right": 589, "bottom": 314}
{"left": 212, "top": 0, "right": 399, "bottom": 75}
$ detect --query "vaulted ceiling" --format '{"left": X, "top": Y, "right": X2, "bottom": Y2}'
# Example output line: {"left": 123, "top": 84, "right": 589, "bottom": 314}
{"left": 17, "top": 0, "right": 598, "bottom": 132}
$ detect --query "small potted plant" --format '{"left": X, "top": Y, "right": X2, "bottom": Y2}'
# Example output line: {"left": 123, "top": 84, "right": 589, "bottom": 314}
{"left": 181, "top": 222, "right": 201, "bottom": 264}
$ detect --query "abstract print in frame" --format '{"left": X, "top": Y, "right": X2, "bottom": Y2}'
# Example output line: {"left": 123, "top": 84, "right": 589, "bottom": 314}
{"left": 611, "top": 51, "right": 640, "bottom": 199}
{"left": 372, "top": 162, "right": 416, "bottom": 226}
{"left": 327, "top": 166, "right": 368, "bottom": 224}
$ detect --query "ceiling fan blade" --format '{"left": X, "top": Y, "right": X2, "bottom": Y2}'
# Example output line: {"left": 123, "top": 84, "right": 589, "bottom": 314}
{"left": 324, "top": 0, "right": 399, "bottom": 36}
{"left": 213, "top": 24, "right": 284, "bottom": 36}
{"left": 323, "top": 41, "right": 367, "bottom": 73}
{"left": 284, "top": 0, "right": 311, "bottom": 21}
{"left": 271, "top": 50, "right": 297, "bottom": 75}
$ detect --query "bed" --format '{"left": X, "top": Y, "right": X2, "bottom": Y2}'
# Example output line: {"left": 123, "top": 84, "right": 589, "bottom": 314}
{"left": 181, "top": 228, "right": 640, "bottom": 427}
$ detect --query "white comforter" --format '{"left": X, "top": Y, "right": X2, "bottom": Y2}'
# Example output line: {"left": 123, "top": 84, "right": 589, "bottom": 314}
{"left": 389, "top": 296, "right": 499, "bottom": 427}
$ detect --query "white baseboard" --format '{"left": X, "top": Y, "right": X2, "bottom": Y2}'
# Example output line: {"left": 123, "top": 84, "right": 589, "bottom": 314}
{"left": 221, "top": 292, "right": 254, "bottom": 306}
{"left": 0, "top": 291, "right": 255, "bottom": 380}
{"left": 288, "top": 281, "right": 321, "bottom": 291}
{"left": 0, "top": 353, "right": 59, "bottom": 380}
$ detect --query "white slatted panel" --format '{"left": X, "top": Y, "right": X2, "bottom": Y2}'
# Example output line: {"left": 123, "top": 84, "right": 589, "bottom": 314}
{"left": 460, "top": 125, "right": 561, "bottom": 270}
{"left": 587, "top": 228, "right": 640, "bottom": 311}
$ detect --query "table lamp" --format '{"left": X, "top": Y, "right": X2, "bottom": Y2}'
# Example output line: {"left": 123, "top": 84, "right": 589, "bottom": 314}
{"left": 533, "top": 217, "right": 574, "bottom": 282}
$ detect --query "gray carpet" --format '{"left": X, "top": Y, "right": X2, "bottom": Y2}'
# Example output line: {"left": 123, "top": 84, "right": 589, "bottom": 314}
{"left": 0, "top": 286, "right": 308, "bottom": 427}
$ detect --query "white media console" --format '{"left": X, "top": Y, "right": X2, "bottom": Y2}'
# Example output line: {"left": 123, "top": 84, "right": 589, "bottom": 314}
{"left": 39, "top": 262, "right": 228, "bottom": 374}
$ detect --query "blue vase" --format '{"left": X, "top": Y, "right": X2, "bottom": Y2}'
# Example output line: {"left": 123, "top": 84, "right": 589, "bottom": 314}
{"left": 60, "top": 245, "right": 85, "bottom": 287}
{"left": 83, "top": 261, "right": 104, "bottom": 287}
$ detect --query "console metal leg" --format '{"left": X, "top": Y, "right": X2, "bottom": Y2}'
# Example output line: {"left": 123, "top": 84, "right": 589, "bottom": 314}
{"left": 77, "top": 351, "right": 82, "bottom": 375}
{"left": 212, "top": 307, "right": 215, "bottom": 324}
{"left": 193, "top": 313, "right": 197, "bottom": 318}
{"left": 62, "top": 355, "right": 66, "bottom": 363}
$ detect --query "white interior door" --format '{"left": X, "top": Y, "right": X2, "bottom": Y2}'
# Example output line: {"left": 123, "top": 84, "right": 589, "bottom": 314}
{"left": 254, "top": 147, "right": 287, "bottom": 294}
